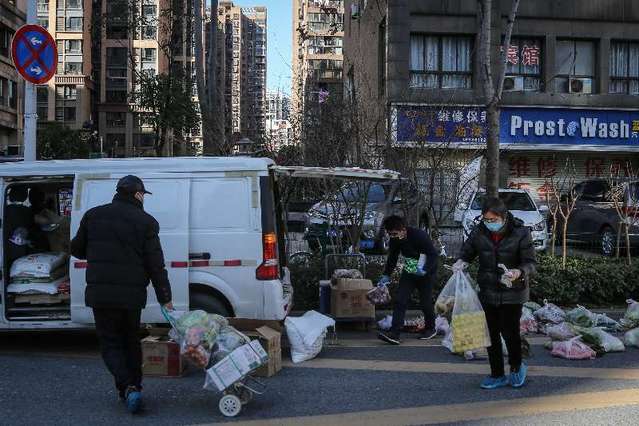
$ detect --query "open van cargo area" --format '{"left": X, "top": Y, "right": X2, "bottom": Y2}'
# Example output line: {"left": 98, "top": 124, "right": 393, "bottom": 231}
{"left": 3, "top": 179, "right": 73, "bottom": 321}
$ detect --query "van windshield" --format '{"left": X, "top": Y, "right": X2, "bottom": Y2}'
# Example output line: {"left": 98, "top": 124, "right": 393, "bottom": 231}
{"left": 471, "top": 192, "right": 536, "bottom": 211}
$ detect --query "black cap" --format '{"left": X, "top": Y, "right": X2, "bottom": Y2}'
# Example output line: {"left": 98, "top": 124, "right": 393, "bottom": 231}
{"left": 116, "top": 175, "right": 152, "bottom": 195}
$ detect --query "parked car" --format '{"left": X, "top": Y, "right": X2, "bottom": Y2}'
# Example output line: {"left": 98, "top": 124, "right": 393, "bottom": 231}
{"left": 562, "top": 179, "right": 639, "bottom": 256}
{"left": 459, "top": 189, "right": 549, "bottom": 251}
{"left": 304, "top": 180, "right": 426, "bottom": 254}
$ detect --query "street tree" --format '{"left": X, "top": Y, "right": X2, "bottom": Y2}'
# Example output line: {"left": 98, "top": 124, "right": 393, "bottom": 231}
{"left": 478, "top": 0, "right": 522, "bottom": 197}
{"left": 37, "top": 122, "right": 90, "bottom": 160}
{"left": 607, "top": 163, "right": 639, "bottom": 265}
{"left": 547, "top": 160, "right": 580, "bottom": 268}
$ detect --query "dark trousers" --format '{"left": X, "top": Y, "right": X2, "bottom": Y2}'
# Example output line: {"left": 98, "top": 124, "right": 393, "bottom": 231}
{"left": 391, "top": 273, "right": 435, "bottom": 334}
{"left": 483, "top": 303, "right": 523, "bottom": 378}
{"left": 93, "top": 308, "right": 143, "bottom": 394}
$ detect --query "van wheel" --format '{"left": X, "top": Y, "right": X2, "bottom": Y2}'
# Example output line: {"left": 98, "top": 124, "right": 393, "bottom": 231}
{"left": 599, "top": 227, "right": 616, "bottom": 257}
{"left": 189, "top": 291, "right": 231, "bottom": 316}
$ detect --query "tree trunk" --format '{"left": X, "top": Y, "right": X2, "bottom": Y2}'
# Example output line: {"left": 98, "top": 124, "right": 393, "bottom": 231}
{"left": 626, "top": 223, "right": 632, "bottom": 265}
{"left": 485, "top": 102, "right": 500, "bottom": 197}
{"left": 562, "top": 219, "right": 569, "bottom": 269}
{"left": 550, "top": 215, "right": 557, "bottom": 256}
{"left": 193, "top": 0, "right": 212, "bottom": 152}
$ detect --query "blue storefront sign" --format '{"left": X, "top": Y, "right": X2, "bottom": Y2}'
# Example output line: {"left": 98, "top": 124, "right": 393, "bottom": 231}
{"left": 395, "top": 105, "right": 639, "bottom": 147}
{"left": 501, "top": 107, "right": 639, "bottom": 146}
{"left": 394, "top": 105, "right": 487, "bottom": 145}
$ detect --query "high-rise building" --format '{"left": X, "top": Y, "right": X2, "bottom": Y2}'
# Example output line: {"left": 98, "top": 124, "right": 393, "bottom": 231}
{"left": 266, "top": 90, "right": 290, "bottom": 122}
{"left": 35, "top": 0, "right": 94, "bottom": 131}
{"left": 292, "top": 0, "right": 344, "bottom": 116}
{"left": 91, "top": 0, "right": 202, "bottom": 157}
{"left": 218, "top": 2, "right": 267, "bottom": 142}
{"left": 0, "top": 0, "right": 25, "bottom": 156}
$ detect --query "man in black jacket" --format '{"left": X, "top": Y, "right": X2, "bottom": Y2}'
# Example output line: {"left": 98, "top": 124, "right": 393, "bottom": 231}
{"left": 71, "top": 175, "right": 173, "bottom": 414}
{"left": 378, "top": 215, "right": 439, "bottom": 345}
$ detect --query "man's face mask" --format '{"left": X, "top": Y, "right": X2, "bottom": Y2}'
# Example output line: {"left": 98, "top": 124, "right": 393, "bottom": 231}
{"left": 387, "top": 229, "right": 407, "bottom": 240}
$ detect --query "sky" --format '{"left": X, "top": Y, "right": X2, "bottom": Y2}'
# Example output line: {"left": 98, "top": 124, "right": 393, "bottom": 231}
{"left": 215, "top": 0, "right": 293, "bottom": 94}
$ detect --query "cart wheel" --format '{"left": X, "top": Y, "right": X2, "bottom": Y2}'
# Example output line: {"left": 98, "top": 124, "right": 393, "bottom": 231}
{"left": 238, "top": 387, "right": 253, "bottom": 405}
{"left": 219, "top": 394, "right": 242, "bottom": 417}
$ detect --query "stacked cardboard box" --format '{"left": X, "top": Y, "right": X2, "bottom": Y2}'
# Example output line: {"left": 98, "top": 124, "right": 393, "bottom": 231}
{"left": 141, "top": 330, "right": 186, "bottom": 377}
{"left": 331, "top": 279, "right": 375, "bottom": 319}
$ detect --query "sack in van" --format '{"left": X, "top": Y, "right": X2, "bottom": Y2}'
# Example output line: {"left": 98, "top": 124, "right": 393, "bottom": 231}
{"left": 10, "top": 252, "right": 68, "bottom": 279}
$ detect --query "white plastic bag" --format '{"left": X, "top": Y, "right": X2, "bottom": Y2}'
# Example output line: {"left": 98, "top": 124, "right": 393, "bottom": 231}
{"left": 546, "top": 322, "right": 577, "bottom": 341}
{"left": 534, "top": 299, "right": 566, "bottom": 324}
{"left": 377, "top": 315, "right": 393, "bottom": 331}
{"left": 285, "top": 311, "right": 335, "bottom": 364}
{"left": 620, "top": 299, "right": 639, "bottom": 330}
{"left": 520, "top": 308, "right": 538, "bottom": 335}
{"left": 439, "top": 270, "right": 490, "bottom": 353}
{"left": 435, "top": 315, "right": 450, "bottom": 336}
{"left": 624, "top": 328, "right": 639, "bottom": 348}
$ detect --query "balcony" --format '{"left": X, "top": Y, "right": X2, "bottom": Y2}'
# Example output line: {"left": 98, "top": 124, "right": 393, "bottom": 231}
{"left": 55, "top": 74, "right": 94, "bottom": 89}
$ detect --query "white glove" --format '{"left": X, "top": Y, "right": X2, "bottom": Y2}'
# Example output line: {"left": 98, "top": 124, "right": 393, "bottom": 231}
{"left": 452, "top": 259, "right": 468, "bottom": 272}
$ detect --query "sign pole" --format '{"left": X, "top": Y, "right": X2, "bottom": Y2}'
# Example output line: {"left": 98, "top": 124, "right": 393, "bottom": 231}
{"left": 23, "top": 0, "right": 37, "bottom": 162}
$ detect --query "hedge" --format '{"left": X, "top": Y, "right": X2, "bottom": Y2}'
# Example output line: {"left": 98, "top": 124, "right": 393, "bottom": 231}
{"left": 289, "top": 254, "right": 639, "bottom": 311}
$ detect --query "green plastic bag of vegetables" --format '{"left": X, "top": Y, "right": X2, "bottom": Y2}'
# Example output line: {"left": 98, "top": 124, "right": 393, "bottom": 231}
{"left": 620, "top": 299, "right": 639, "bottom": 330}
{"left": 565, "top": 305, "right": 596, "bottom": 328}
{"left": 574, "top": 326, "right": 625, "bottom": 353}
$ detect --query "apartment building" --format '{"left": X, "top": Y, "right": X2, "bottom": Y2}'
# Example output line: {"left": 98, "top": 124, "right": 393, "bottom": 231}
{"left": 35, "top": 0, "right": 93, "bottom": 132}
{"left": 218, "top": 2, "right": 267, "bottom": 142}
{"left": 292, "top": 0, "right": 344, "bottom": 116}
{"left": 266, "top": 89, "right": 290, "bottom": 122}
{"left": 344, "top": 0, "right": 639, "bottom": 204}
{"left": 265, "top": 90, "right": 291, "bottom": 150}
{"left": 0, "top": 0, "right": 25, "bottom": 156}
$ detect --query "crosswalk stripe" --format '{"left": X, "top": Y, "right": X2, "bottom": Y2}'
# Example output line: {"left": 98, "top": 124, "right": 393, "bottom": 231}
{"left": 284, "top": 357, "right": 639, "bottom": 380}
{"left": 201, "top": 388, "right": 639, "bottom": 426}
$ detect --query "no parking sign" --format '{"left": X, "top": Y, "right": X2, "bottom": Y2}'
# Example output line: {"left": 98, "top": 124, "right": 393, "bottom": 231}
{"left": 11, "top": 24, "right": 57, "bottom": 84}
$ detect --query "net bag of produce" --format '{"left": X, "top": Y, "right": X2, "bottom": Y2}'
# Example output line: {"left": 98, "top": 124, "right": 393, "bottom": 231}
{"left": 448, "top": 270, "right": 491, "bottom": 353}
{"left": 551, "top": 336, "right": 596, "bottom": 360}
{"left": 533, "top": 299, "right": 565, "bottom": 324}
{"left": 520, "top": 308, "right": 538, "bottom": 335}
{"left": 565, "top": 305, "right": 597, "bottom": 328}
{"left": 620, "top": 299, "right": 639, "bottom": 330}
{"left": 623, "top": 328, "right": 639, "bottom": 348}
{"left": 366, "top": 285, "right": 391, "bottom": 305}
{"left": 546, "top": 322, "right": 577, "bottom": 341}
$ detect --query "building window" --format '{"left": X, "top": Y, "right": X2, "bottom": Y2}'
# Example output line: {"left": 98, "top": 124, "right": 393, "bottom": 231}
{"left": 0, "top": 26, "right": 14, "bottom": 58}
{"left": 106, "top": 112, "right": 126, "bottom": 127}
{"left": 65, "top": 0, "right": 81, "bottom": 9}
{"left": 106, "top": 1, "right": 128, "bottom": 40}
{"left": 37, "top": 86, "right": 49, "bottom": 121}
{"left": 8, "top": 81, "right": 17, "bottom": 109}
{"left": 55, "top": 85, "right": 77, "bottom": 124}
{"left": 410, "top": 35, "right": 472, "bottom": 89}
{"left": 610, "top": 41, "right": 639, "bottom": 94}
{"left": 66, "top": 17, "right": 83, "bottom": 32}
{"left": 504, "top": 38, "right": 542, "bottom": 91}
{"left": 65, "top": 40, "right": 82, "bottom": 53}
{"left": 37, "top": 0, "right": 49, "bottom": 13}
{"left": 65, "top": 61, "right": 83, "bottom": 75}
{"left": 554, "top": 40, "right": 596, "bottom": 93}
{"left": 107, "top": 48, "right": 128, "bottom": 103}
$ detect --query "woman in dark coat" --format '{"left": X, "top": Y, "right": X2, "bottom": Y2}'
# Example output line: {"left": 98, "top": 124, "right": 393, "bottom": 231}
{"left": 453, "top": 197, "right": 537, "bottom": 389}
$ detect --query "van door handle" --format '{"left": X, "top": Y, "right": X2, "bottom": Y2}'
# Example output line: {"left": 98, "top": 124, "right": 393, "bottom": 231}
{"left": 189, "top": 252, "right": 211, "bottom": 260}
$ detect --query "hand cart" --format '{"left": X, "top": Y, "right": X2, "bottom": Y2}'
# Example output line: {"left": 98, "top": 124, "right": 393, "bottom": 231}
{"left": 161, "top": 308, "right": 266, "bottom": 417}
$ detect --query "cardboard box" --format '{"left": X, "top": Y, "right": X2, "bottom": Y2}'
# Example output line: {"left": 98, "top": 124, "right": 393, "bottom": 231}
{"left": 206, "top": 342, "right": 266, "bottom": 391}
{"left": 142, "top": 332, "right": 185, "bottom": 377}
{"left": 227, "top": 318, "right": 284, "bottom": 333}
{"left": 333, "top": 278, "right": 373, "bottom": 291}
{"left": 331, "top": 285, "right": 375, "bottom": 319}
{"left": 244, "top": 325, "right": 282, "bottom": 378}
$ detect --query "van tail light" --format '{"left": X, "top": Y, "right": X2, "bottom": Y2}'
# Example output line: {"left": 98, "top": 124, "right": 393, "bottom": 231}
{"left": 256, "top": 232, "right": 279, "bottom": 280}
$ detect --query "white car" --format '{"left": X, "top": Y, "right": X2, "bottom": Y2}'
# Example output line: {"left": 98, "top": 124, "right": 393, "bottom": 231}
{"left": 459, "top": 189, "right": 549, "bottom": 251}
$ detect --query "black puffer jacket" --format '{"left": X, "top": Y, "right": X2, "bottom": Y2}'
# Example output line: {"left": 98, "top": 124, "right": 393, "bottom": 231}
{"left": 460, "top": 213, "right": 536, "bottom": 305}
{"left": 71, "top": 193, "right": 172, "bottom": 309}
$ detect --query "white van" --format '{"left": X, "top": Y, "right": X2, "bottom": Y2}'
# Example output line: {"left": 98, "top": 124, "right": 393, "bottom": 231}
{"left": 0, "top": 157, "right": 295, "bottom": 330}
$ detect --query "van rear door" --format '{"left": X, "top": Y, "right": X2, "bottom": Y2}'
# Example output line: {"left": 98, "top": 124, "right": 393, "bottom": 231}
{"left": 70, "top": 174, "right": 190, "bottom": 324}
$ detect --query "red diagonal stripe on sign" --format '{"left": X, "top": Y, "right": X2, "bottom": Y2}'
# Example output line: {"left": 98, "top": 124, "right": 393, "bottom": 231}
{"left": 18, "top": 34, "right": 52, "bottom": 76}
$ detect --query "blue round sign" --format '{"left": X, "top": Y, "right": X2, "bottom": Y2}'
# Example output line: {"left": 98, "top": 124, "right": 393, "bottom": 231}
{"left": 11, "top": 24, "right": 58, "bottom": 84}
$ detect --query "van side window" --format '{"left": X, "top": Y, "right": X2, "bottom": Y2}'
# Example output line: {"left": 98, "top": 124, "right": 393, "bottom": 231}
{"left": 190, "top": 179, "right": 251, "bottom": 230}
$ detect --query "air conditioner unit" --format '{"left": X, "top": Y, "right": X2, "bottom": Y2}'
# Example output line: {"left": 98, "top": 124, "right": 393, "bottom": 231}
{"left": 351, "top": 4, "right": 360, "bottom": 19}
{"left": 569, "top": 77, "right": 593, "bottom": 94}
{"left": 503, "top": 76, "right": 524, "bottom": 92}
